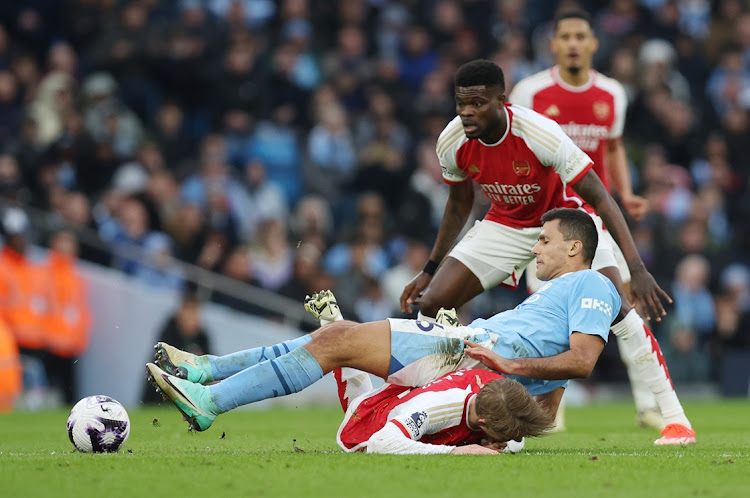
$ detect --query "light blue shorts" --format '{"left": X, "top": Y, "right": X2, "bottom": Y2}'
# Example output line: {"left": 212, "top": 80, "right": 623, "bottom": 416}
{"left": 386, "top": 319, "right": 497, "bottom": 387}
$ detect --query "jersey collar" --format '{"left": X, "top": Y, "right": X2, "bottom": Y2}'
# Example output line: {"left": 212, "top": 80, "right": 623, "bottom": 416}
{"left": 551, "top": 66, "right": 596, "bottom": 93}
{"left": 479, "top": 106, "right": 510, "bottom": 147}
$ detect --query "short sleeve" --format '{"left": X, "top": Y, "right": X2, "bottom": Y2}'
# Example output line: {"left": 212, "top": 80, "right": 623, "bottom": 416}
{"left": 567, "top": 272, "right": 620, "bottom": 341}
{"left": 609, "top": 81, "right": 628, "bottom": 139}
{"left": 436, "top": 116, "right": 469, "bottom": 184}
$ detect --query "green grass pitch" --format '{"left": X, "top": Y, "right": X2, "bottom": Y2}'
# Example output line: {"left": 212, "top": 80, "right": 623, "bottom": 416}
{"left": 1, "top": 400, "right": 748, "bottom": 497}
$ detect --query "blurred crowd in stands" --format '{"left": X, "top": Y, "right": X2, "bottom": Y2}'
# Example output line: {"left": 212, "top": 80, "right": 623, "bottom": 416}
{"left": 2, "top": 0, "right": 750, "bottom": 408}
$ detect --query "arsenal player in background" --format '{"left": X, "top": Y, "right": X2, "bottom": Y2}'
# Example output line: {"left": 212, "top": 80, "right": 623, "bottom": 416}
{"left": 506, "top": 9, "right": 693, "bottom": 437}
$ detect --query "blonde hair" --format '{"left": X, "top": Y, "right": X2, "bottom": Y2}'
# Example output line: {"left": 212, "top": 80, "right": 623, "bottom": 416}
{"left": 474, "top": 378, "right": 556, "bottom": 442}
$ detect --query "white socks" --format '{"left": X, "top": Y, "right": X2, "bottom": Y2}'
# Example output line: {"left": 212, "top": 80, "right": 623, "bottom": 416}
{"left": 611, "top": 310, "right": 691, "bottom": 427}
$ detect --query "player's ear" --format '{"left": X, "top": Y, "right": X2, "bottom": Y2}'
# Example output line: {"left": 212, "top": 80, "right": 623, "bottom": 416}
{"left": 569, "top": 239, "right": 583, "bottom": 258}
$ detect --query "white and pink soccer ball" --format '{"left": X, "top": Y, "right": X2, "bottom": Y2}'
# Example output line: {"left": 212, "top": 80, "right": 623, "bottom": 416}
{"left": 67, "top": 395, "right": 130, "bottom": 453}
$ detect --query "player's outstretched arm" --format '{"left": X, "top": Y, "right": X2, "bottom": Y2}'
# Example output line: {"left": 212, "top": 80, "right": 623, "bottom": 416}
{"left": 571, "top": 170, "right": 672, "bottom": 320}
{"left": 450, "top": 444, "right": 499, "bottom": 455}
{"left": 400, "top": 181, "right": 474, "bottom": 313}
{"left": 464, "top": 333, "right": 605, "bottom": 380}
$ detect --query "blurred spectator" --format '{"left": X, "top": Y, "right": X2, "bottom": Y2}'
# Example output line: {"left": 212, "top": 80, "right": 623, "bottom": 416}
{"left": 55, "top": 190, "right": 110, "bottom": 267}
{"left": 28, "top": 71, "right": 75, "bottom": 148}
{"left": 324, "top": 193, "right": 390, "bottom": 301}
{"left": 81, "top": 71, "right": 145, "bottom": 161}
{"left": 207, "top": 0, "right": 276, "bottom": 30}
{"left": 0, "top": 70, "right": 22, "bottom": 148}
{"left": 142, "top": 286, "right": 212, "bottom": 403}
{"left": 398, "top": 25, "right": 438, "bottom": 95}
{"left": 305, "top": 104, "right": 357, "bottom": 200}
{"left": 0, "top": 154, "right": 29, "bottom": 204}
{"left": 243, "top": 158, "right": 289, "bottom": 241}
{"left": 249, "top": 219, "right": 293, "bottom": 292}
{"left": 210, "top": 34, "right": 268, "bottom": 122}
{"left": 133, "top": 232, "right": 185, "bottom": 291}
{"left": 289, "top": 194, "right": 333, "bottom": 251}
{"left": 661, "top": 318, "right": 711, "bottom": 383}
{"left": 88, "top": 1, "right": 159, "bottom": 122}
{"left": 354, "top": 275, "right": 392, "bottom": 322}
{"left": 104, "top": 195, "right": 175, "bottom": 278}
{"left": 44, "top": 229, "right": 91, "bottom": 403}
{"left": 381, "top": 238, "right": 430, "bottom": 314}
{"left": 152, "top": 101, "right": 194, "bottom": 170}
{"left": 211, "top": 245, "right": 267, "bottom": 316}
{"left": 0, "top": 207, "right": 52, "bottom": 401}
{"left": 0, "top": 317, "right": 21, "bottom": 412}
{"left": 180, "top": 133, "right": 251, "bottom": 239}
{"left": 278, "top": 242, "right": 334, "bottom": 309}
{"left": 672, "top": 254, "right": 716, "bottom": 345}
{"left": 706, "top": 45, "right": 750, "bottom": 118}
{"left": 245, "top": 106, "right": 304, "bottom": 205}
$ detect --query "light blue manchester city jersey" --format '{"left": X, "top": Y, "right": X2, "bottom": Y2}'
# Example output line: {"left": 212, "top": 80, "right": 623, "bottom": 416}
{"left": 469, "top": 269, "right": 621, "bottom": 395}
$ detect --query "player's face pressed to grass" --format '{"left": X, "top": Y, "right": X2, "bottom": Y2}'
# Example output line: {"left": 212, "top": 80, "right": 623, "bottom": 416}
{"left": 455, "top": 85, "right": 507, "bottom": 143}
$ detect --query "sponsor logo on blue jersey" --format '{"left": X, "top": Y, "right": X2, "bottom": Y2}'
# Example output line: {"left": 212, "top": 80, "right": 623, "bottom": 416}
{"left": 581, "top": 297, "right": 613, "bottom": 317}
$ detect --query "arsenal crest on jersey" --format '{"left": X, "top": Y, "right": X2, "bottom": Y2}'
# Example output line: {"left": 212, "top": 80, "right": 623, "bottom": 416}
{"left": 513, "top": 160, "right": 531, "bottom": 176}
{"left": 593, "top": 101, "right": 610, "bottom": 120}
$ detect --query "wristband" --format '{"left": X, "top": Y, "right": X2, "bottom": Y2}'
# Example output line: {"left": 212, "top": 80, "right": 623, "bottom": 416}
{"left": 423, "top": 259, "right": 439, "bottom": 276}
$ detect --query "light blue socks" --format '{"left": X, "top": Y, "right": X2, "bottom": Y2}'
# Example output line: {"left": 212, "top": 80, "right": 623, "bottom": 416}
{"left": 210, "top": 347, "right": 325, "bottom": 412}
{"left": 207, "top": 335, "right": 312, "bottom": 381}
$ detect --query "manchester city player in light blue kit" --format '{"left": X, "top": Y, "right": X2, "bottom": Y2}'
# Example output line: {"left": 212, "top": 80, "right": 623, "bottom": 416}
{"left": 147, "top": 208, "right": 620, "bottom": 435}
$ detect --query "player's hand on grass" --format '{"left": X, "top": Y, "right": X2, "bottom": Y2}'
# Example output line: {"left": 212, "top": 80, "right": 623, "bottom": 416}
{"left": 480, "top": 438, "right": 507, "bottom": 451}
{"left": 450, "top": 444, "right": 499, "bottom": 455}
{"left": 629, "top": 265, "right": 672, "bottom": 322}
{"left": 400, "top": 272, "right": 433, "bottom": 313}
{"left": 463, "top": 340, "right": 510, "bottom": 374}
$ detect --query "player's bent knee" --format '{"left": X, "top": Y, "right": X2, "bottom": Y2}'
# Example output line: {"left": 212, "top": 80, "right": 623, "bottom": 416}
{"left": 306, "top": 321, "right": 361, "bottom": 369}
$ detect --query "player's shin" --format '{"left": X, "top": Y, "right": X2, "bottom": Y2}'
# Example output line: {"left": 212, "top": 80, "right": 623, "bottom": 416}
{"left": 208, "top": 336, "right": 313, "bottom": 381}
{"left": 611, "top": 310, "right": 691, "bottom": 427}
{"left": 209, "top": 347, "right": 324, "bottom": 412}
{"left": 617, "top": 336, "right": 664, "bottom": 428}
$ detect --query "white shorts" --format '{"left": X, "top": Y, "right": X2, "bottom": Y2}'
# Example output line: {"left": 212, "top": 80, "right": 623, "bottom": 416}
{"left": 448, "top": 220, "right": 539, "bottom": 290}
{"left": 525, "top": 212, "right": 631, "bottom": 292}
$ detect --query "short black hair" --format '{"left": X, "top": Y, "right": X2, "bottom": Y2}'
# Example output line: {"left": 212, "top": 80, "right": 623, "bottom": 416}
{"left": 540, "top": 208, "right": 598, "bottom": 266}
{"left": 553, "top": 9, "right": 594, "bottom": 33}
{"left": 455, "top": 60, "right": 505, "bottom": 92}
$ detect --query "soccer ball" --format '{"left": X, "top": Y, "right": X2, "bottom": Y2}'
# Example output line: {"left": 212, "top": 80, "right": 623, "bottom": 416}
{"left": 66, "top": 395, "right": 130, "bottom": 453}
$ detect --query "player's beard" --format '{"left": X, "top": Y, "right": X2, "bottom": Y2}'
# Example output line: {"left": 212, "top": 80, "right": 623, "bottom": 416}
{"left": 567, "top": 65, "right": 581, "bottom": 75}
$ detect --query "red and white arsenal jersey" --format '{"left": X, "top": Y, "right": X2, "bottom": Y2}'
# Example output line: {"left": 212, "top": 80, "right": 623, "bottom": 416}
{"left": 337, "top": 369, "right": 502, "bottom": 453}
{"left": 508, "top": 66, "right": 627, "bottom": 193}
{"left": 437, "top": 104, "right": 593, "bottom": 229}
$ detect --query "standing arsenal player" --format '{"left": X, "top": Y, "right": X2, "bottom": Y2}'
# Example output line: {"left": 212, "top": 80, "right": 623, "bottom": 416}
{"left": 508, "top": 9, "right": 693, "bottom": 438}
{"left": 399, "top": 58, "right": 693, "bottom": 445}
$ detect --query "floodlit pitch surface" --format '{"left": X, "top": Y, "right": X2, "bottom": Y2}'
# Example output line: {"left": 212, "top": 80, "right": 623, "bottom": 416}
{"left": 1, "top": 400, "right": 748, "bottom": 497}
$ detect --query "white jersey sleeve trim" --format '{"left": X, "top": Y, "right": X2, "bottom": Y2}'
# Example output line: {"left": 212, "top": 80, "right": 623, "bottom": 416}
{"left": 594, "top": 72, "right": 628, "bottom": 139}
{"left": 508, "top": 69, "right": 555, "bottom": 108}
{"left": 436, "top": 116, "right": 470, "bottom": 184}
